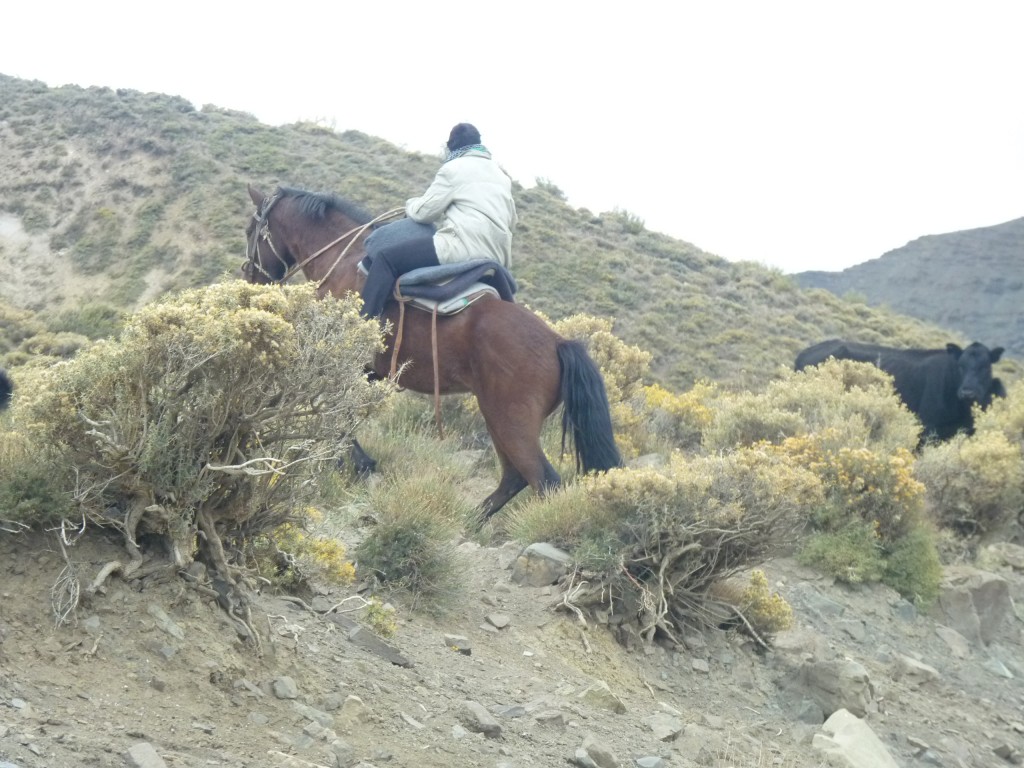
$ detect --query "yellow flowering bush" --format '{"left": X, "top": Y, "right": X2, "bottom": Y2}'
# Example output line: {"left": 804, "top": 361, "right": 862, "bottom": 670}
{"left": 915, "top": 430, "right": 1024, "bottom": 539}
{"left": 248, "top": 507, "right": 356, "bottom": 587}
{"left": 737, "top": 570, "right": 794, "bottom": 634}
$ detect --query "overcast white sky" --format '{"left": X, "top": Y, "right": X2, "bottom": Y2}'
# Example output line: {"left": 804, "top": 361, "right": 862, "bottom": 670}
{"left": 2, "top": 2, "right": 1021, "bottom": 273}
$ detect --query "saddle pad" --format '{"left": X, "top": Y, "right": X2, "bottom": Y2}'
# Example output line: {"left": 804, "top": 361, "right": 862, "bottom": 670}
{"left": 396, "top": 284, "right": 498, "bottom": 315}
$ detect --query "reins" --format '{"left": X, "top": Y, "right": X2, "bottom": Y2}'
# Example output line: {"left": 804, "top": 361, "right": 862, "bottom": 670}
{"left": 246, "top": 199, "right": 403, "bottom": 287}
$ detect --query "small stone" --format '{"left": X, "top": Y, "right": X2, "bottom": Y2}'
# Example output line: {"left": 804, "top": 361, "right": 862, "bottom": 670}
{"left": 146, "top": 604, "right": 186, "bottom": 640}
{"left": 272, "top": 676, "right": 300, "bottom": 700}
{"left": 580, "top": 734, "right": 618, "bottom": 768}
{"left": 993, "top": 743, "right": 1016, "bottom": 759}
{"left": 577, "top": 680, "right": 626, "bottom": 714}
{"left": 510, "top": 543, "right": 573, "bottom": 587}
{"left": 907, "top": 736, "right": 929, "bottom": 752}
{"left": 126, "top": 742, "right": 168, "bottom": 768}
{"left": 691, "top": 658, "right": 710, "bottom": 673}
{"left": 330, "top": 738, "right": 357, "bottom": 768}
{"left": 983, "top": 658, "right": 1014, "bottom": 679}
{"left": 322, "top": 692, "right": 345, "bottom": 711}
{"left": 644, "top": 712, "right": 683, "bottom": 741}
{"left": 702, "top": 713, "right": 723, "bottom": 729}
{"left": 535, "top": 710, "right": 569, "bottom": 727}
{"left": 400, "top": 712, "right": 425, "bottom": 729}
{"left": 294, "top": 703, "right": 334, "bottom": 728}
{"left": 493, "top": 705, "right": 527, "bottom": 718}
{"left": 486, "top": 613, "right": 511, "bottom": 629}
{"left": 339, "top": 695, "right": 371, "bottom": 725}
{"left": 460, "top": 700, "right": 503, "bottom": 739}
{"left": 634, "top": 758, "right": 665, "bottom": 768}
{"left": 893, "top": 655, "right": 940, "bottom": 687}
{"left": 444, "top": 634, "right": 472, "bottom": 655}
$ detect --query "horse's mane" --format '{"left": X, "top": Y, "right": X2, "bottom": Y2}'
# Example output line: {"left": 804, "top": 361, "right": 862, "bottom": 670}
{"left": 276, "top": 186, "right": 374, "bottom": 226}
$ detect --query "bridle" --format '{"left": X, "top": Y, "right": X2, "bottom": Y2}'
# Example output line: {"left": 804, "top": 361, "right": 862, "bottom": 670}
{"left": 243, "top": 194, "right": 403, "bottom": 289}
{"left": 243, "top": 193, "right": 286, "bottom": 282}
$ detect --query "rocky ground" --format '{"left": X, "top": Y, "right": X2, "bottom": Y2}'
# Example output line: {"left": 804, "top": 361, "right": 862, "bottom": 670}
{"left": 2, "top": 522, "right": 1024, "bottom": 768}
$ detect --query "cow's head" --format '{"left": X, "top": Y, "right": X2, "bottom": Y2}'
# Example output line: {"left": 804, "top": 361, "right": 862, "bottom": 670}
{"left": 947, "top": 342, "right": 1004, "bottom": 404}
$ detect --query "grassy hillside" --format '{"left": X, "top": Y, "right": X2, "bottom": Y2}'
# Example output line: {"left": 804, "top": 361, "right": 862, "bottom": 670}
{"left": 1, "top": 73, "right": 1018, "bottom": 391}
{"left": 796, "top": 218, "right": 1024, "bottom": 360}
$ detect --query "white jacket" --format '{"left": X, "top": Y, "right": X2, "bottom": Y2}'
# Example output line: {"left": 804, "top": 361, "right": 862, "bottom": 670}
{"left": 405, "top": 148, "right": 517, "bottom": 267}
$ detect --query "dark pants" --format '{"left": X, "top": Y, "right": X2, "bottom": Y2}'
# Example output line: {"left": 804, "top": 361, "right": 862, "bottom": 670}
{"left": 360, "top": 234, "right": 440, "bottom": 318}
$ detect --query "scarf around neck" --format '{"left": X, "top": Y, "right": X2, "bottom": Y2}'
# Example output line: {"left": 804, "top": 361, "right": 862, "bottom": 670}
{"left": 445, "top": 144, "right": 490, "bottom": 163}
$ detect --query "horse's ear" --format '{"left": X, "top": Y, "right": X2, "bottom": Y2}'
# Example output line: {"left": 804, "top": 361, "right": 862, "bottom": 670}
{"left": 248, "top": 183, "right": 265, "bottom": 206}
{"left": 990, "top": 346, "right": 1004, "bottom": 363}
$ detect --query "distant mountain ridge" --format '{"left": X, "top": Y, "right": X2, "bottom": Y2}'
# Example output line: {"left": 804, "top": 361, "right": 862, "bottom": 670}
{"left": 796, "top": 218, "right": 1024, "bottom": 359}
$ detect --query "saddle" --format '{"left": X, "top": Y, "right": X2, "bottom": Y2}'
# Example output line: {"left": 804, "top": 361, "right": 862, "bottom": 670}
{"left": 358, "top": 258, "right": 518, "bottom": 315}
{"left": 396, "top": 258, "right": 518, "bottom": 312}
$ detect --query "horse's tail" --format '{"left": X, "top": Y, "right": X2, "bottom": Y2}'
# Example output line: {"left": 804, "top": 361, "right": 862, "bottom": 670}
{"left": 558, "top": 340, "right": 622, "bottom": 474}
{"left": 0, "top": 369, "right": 12, "bottom": 411}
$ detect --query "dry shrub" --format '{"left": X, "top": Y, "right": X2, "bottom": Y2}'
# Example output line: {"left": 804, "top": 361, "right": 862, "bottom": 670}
{"left": 704, "top": 359, "right": 920, "bottom": 453}
{"left": 0, "top": 426, "right": 72, "bottom": 528}
{"left": 616, "top": 381, "right": 718, "bottom": 454}
{"left": 915, "top": 430, "right": 1024, "bottom": 540}
{"left": 511, "top": 447, "right": 821, "bottom": 644}
{"left": 15, "top": 282, "right": 390, "bottom": 602}
{"left": 973, "top": 381, "right": 1024, "bottom": 445}
{"left": 18, "top": 330, "right": 90, "bottom": 358}
{"left": 355, "top": 469, "right": 470, "bottom": 611}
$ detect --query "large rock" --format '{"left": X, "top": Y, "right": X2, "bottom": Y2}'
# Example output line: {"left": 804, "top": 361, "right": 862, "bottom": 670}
{"left": 795, "top": 660, "right": 874, "bottom": 718}
{"left": 576, "top": 680, "right": 627, "bottom": 714}
{"left": 460, "top": 700, "right": 503, "bottom": 739}
{"left": 811, "top": 709, "right": 900, "bottom": 768}
{"left": 510, "top": 543, "right": 573, "bottom": 587}
{"left": 892, "top": 655, "right": 940, "bottom": 688}
{"left": 931, "top": 567, "right": 1015, "bottom": 646}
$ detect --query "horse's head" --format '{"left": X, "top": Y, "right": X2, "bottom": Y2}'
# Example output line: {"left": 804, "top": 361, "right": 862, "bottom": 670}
{"left": 242, "top": 184, "right": 292, "bottom": 284}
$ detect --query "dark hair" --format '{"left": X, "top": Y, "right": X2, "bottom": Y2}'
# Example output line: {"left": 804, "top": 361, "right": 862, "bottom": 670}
{"left": 447, "top": 123, "right": 482, "bottom": 152}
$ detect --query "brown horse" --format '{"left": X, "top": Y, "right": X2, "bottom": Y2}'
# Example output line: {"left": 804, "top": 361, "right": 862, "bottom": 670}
{"left": 243, "top": 184, "right": 622, "bottom": 518}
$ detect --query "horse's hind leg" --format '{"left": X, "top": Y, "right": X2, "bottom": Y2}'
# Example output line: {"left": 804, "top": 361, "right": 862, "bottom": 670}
{"left": 477, "top": 421, "right": 562, "bottom": 521}
{"left": 478, "top": 453, "right": 528, "bottom": 521}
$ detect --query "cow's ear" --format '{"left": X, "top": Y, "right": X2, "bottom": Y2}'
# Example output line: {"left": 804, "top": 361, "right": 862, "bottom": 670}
{"left": 990, "top": 347, "right": 1004, "bottom": 363}
{"left": 991, "top": 378, "right": 1007, "bottom": 398}
{"left": 946, "top": 343, "right": 963, "bottom": 357}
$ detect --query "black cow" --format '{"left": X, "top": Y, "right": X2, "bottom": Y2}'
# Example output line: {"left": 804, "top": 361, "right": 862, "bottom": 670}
{"left": 0, "top": 369, "right": 11, "bottom": 411}
{"left": 794, "top": 339, "right": 1006, "bottom": 441}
